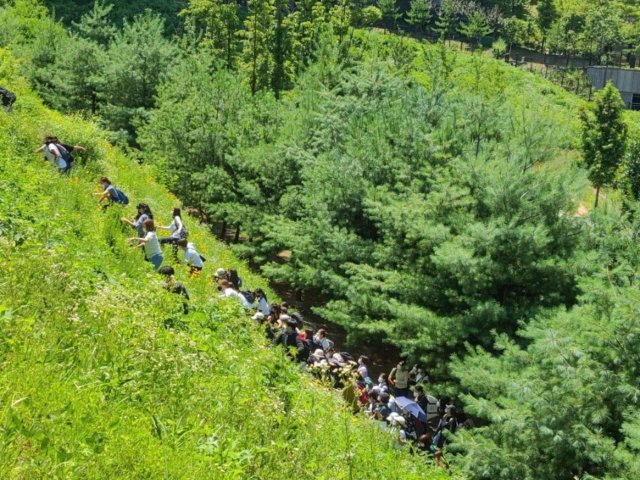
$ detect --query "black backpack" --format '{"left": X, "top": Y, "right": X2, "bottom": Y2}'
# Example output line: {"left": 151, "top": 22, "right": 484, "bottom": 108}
{"left": 55, "top": 143, "right": 74, "bottom": 165}
{"left": 240, "top": 290, "right": 256, "bottom": 304}
{"left": 0, "top": 87, "right": 16, "bottom": 107}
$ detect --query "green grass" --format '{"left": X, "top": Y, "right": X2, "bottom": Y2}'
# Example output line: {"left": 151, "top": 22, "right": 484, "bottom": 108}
{"left": 0, "top": 50, "right": 452, "bottom": 479}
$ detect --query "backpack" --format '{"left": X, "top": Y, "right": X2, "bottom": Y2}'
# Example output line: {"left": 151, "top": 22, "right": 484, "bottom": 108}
{"left": 111, "top": 187, "right": 129, "bottom": 205}
{"left": 55, "top": 143, "right": 74, "bottom": 165}
{"left": 290, "top": 312, "right": 304, "bottom": 329}
{"left": 0, "top": 87, "right": 16, "bottom": 107}
{"left": 240, "top": 290, "right": 256, "bottom": 304}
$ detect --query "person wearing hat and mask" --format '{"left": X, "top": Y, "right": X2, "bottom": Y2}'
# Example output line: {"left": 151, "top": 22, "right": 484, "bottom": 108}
{"left": 387, "top": 412, "right": 409, "bottom": 447}
{"left": 214, "top": 267, "right": 228, "bottom": 281}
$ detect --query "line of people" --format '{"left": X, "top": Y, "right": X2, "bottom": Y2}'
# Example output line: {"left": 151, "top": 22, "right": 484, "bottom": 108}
{"left": 250, "top": 300, "right": 470, "bottom": 465}
{"left": 37, "top": 133, "right": 465, "bottom": 467}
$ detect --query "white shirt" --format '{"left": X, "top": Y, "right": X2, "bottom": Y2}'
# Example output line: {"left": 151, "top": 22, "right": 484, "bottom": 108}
{"left": 168, "top": 216, "right": 184, "bottom": 236}
{"left": 223, "top": 288, "right": 252, "bottom": 308}
{"left": 184, "top": 243, "right": 203, "bottom": 268}
{"left": 43, "top": 143, "right": 65, "bottom": 168}
{"left": 143, "top": 231, "right": 162, "bottom": 258}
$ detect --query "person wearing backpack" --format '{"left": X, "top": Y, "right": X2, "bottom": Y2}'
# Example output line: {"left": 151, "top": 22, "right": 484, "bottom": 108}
{"left": 176, "top": 238, "right": 204, "bottom": 275}
{"left": 130, "top": 219, "right": 163, "bottom": 270}
{"left": 0, "top": 87, "right": 16, "bottom": 111}
{"left": 94, "top": 177, "right": 129, "bottom": 209}
{"left": 121, "top": 203, "right": 154, "bottom": 237}
{"left": 159, "top": 208, "right": 188, "bottom": 258}
{"left": 34, "top": 135, "right": 86, "bottom": 174}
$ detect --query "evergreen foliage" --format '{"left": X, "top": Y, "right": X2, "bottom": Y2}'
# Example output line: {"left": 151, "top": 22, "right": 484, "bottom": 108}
{"left": 7, "top": 2, "right": 640, "bottom": 478}
{"left": 579, "top": 81, "right": 627, "bottom": 207}
{"left": 405, "top": 0, "right": 432, "bottom": 34}
{"left": 0, "top": 51, "right": 450, "bottom": 480}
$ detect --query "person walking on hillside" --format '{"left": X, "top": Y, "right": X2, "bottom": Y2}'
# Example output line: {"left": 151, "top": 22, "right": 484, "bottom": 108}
{"left": 176, "top": 238, "right": 204, "bottom": 275}
{"left": 159, "top": 207, "right": 188, "bottom": 258}
{"left": 34, "top": 135, "right": 86, "bottom": 174}
{"left": 130, "top": 219, "right": 163, "bottom": 270}
{"left": 121, "top": 203, "right": 154, "bottom": 237}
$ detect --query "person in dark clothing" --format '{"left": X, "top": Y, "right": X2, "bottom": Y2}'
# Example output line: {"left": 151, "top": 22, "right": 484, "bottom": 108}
{"left": 275, "top": 319, "right": 306, "bottom": 361}
{"left": 434, "top": 406, "right": 458, "bottom": 449}
{"left": 0, "top": 87, "right": 16, "bottom": 111}
{"left": 159, "top": 266, "right": 190, "bottom": 314}
{"left": 413, "top": 385, "right": 430, "bottom": 412}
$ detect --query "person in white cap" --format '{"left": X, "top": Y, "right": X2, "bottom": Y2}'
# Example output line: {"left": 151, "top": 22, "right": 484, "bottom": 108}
{"left": 387, "top": 412, "right": 408, "bottom": 446}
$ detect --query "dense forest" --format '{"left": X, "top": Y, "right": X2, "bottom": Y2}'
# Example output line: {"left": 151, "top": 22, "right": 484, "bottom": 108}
{"left": 3, "top": 0, "right": 640, "bottom": 478}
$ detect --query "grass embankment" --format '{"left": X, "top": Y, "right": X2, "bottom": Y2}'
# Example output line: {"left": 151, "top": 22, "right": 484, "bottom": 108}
{"left": 0, "top": 52, "right": 451, "bottom": 479}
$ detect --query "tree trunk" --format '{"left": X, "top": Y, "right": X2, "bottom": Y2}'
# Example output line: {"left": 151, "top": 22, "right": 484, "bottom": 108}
{"left": 234, "top": 224, "right": 241, "bottom": 243}
{"left": 594, "top": 186, "right": 600, "bottom": 208}
{"left": 220, "top": 220, "right": 227, "bottom": 239}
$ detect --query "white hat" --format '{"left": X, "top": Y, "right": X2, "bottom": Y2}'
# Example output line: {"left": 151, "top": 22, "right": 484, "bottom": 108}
{"left": 215, "top": 268, "right": 226, "bottom": 277}
{"left": 388, "top": 412, "right": 406, "bottom": 427}
{"left": 313, "top": 349, "right": 325, "bottom": 358}
{"left": 251, "top": 312, "right": 265, "bottom": 321}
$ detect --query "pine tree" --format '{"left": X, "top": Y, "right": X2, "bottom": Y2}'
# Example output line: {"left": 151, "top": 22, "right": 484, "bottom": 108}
{"left": 434, "top": 0, "right": 457, "bottom": 42}
{"left": 271, "top": 0, "right": 291, "bottom": 97}
{"left": 623, "top": 138, "right": 640, "bottom": 201}
{"left": 536, "top": 0, "right": 557, "bottom": 53}
{"left": 579, "top": 81, "right": 628, "bottom": 207}
{"left": 458, "top": 10, "right": 492, "bottom": 48}
{"left": 72, "top": 0, "right": 116, "bottom": 46}
{"left": 405, "top": 0, "right": 432, "bottom": 34}
{"left": 180, "top": 0, "right": 240, "bottom": 69}
{"left": 102, "top": 12, "right": 178, "bottom": 138}
{"left": 377, "top": 0, "right": 400, "bottom": 31}
{"left": 241, "top": 0, "right": 275, "bottom": 95}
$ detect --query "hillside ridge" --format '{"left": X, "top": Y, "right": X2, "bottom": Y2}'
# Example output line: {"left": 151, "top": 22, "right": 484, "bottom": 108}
{"left": 0, "top": 53, "right": 451, "bottom": 479}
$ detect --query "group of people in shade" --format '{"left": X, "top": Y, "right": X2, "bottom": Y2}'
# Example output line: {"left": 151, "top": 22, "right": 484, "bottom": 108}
{"left": 258, "top": 308, "right": 467, "bottom": 465}
{"left": 36, "top": 134, "right": 464, "bottom": 467}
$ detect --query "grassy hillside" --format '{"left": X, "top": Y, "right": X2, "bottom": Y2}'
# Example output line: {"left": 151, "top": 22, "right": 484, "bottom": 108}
{"left": 0, "top": 50, "right": 451, "bottom": 479}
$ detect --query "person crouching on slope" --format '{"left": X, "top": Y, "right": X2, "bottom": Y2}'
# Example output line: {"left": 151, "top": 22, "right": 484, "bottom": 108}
{"left": 130, "top": 219, "right": 163, "bottom": 270}
{"left": 176, "top": 238, "right": 204, "bottom": 275}
{"left": 94, "top": 177, "right": 129, "bottom": 211}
